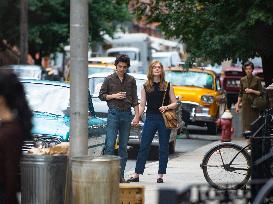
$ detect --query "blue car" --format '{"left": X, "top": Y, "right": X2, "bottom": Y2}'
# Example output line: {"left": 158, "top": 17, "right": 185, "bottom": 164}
{"left": 22, "top": 80, "right": 106, "bottom": 154}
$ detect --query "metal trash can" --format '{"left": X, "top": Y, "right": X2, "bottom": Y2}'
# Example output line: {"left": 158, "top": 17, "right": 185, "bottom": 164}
{"left": 20, "top": 154, "right": 68, "bottom": 204}
{"left": 71, "top": 155, "right": 120, "bottom": 204}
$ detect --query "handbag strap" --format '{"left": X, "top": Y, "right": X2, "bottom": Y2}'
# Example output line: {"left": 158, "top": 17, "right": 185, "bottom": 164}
{"left": 161, "top": 82, "right": 169, "bottom": 106}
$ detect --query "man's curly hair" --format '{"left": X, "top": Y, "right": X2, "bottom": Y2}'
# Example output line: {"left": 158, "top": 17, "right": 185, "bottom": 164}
{"left": 114, "top": 54, "right": 130, "bottom": 68}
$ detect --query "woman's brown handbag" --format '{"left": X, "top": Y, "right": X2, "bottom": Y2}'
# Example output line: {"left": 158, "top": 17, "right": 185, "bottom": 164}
{"left": 161, "top": 82, "right": 178, "bottom": 129}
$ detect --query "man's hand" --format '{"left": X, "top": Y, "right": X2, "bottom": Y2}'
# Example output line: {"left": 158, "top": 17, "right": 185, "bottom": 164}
{"left": 113, "top": 92, "right": 126, "bottom": 100}
{"left": 131, "top": 115, "right": 139, "bottom": 126}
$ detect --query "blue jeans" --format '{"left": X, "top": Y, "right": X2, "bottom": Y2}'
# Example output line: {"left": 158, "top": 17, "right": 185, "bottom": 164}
{"left": 135, "top": 113, "right": 171, "bottom": 174}
{"left": 105, "top": 109, "right": 132, "bottom": 177}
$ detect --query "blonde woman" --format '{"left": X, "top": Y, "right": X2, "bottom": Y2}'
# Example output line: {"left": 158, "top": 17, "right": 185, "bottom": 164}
{"left": 127, "top": 61, "right": 177, "bottom": 183}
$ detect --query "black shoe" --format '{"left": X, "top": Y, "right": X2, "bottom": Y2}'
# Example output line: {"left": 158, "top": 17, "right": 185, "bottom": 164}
{"left": 127, "top": 177, "right": 139, "bottom": 182}
{"left": 120, "top": 177, "right": 129, "bottom": 183}
{"left": 157, "top": 178, "right": 164, "bottom": 183}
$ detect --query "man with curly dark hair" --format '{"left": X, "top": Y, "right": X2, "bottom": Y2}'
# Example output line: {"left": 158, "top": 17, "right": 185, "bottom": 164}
{"left": 99, "top": 54, "right": 139, "bottom": 183}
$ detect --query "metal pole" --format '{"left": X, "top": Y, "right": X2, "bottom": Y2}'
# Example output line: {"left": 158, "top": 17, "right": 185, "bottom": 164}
{"left": 70, "top": 0, "right": 89, "bottom": 156}
{"left": 65, "top": 1, "right": 88, "bottom": 203}
{"left": 20, "top": 0, "right": 28, "bottom": 64}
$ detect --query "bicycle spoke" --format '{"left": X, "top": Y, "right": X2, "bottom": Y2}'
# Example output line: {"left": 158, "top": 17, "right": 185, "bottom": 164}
{"left": 218, "top": 149, "right": 225, "bottom": 165}
{"left": 229, "top": 167, "right": 249, "bottom": 171}
{"left": 203, "top": 164, "right": 225, "bottom": 168}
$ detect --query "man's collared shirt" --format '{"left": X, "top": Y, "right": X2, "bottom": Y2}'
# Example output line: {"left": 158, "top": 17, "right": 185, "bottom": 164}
{"left": 98, "top": 72, "right": 139, "bottom": 110}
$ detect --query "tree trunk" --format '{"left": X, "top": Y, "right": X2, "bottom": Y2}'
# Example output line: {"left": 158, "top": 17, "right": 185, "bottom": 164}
{"left": 20, "top": 0, "right": 28, "bottom": 64}
{"left": 261, "top": 55, "right": 273, "bottom": 87}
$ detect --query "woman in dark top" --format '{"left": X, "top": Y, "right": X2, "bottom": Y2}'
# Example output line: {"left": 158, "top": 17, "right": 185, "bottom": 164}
{"left": 127, "top": 61, "right": 177, "bottom": 183}
{"left": 0, "top": 70, "right": 32, "bottom": 204}
{"left": 235, "top": 61, "right": 263, "bottom": 132}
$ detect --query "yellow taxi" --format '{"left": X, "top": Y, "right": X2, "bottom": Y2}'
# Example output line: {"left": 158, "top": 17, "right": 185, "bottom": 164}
{"left": 88, "top": 57, "right": 116, "bottom": 75}
{"left": 165, "top": 67, "right": 226, "bottom": 134}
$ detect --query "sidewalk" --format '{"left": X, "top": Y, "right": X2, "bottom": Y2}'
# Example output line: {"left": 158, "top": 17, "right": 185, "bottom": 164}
{"left": 124, "top": 138, "right": 247, "bottom": 204}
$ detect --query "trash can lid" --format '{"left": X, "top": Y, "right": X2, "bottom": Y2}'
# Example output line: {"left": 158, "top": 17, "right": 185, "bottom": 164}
{"left": 21, "top": 154, "right": 68, "bottom": 162}
{"left": 71, "top": 155, "right": 120, "bottom": 162}
{"left": 92, "top": 155, "right": 120, "bottom": 162}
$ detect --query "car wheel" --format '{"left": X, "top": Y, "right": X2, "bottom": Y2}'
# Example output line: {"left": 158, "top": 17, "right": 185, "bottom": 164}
{"left": 207, "top": 122, "right": 218, "bottom": 135}
{"left": 169, "top": 140, "right": 176, "bottom": 154}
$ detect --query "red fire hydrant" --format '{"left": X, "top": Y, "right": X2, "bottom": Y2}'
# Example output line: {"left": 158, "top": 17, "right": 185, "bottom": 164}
{"left": 216, "top": 110, "right": 234, "bottom": 142}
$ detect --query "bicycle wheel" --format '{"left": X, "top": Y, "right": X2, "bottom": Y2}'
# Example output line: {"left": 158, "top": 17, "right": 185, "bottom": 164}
{"left": 201, "top": 143, "right": 251, "bottom": 190}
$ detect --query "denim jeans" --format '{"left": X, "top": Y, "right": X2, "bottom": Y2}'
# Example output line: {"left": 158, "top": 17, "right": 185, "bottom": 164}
{"left": 135, "top": 113, "right": 171, "bottom": 174}
{"left": 105, "top": 109, "right": 132, "bottom": 177}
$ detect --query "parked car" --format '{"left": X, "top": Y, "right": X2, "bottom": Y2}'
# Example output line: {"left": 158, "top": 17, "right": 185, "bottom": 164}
{"left": 22, "top": 80, "right": 107, "bottom": 155}
{"left": 220, "top": 65, "right": 264, "bottom": 109}
{"left": 88, "top": 72, "right": 182, "bottom": 153}
{"left": 165, "top": 67, "right": 226, "bottom": 135}
{"left": 0, "top": 64, "right": 43, "bottom": 80}
{"left": 220, "top": 66, "right": 244, "bottom": 109}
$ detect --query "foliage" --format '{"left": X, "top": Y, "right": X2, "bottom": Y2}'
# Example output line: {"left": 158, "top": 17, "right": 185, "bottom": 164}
{"left": 0, "top": 0, "right": 131, "bottom": 56}
{"left": 89, "top": 0, "right": 131, "bottom": 42}
{"left": 0, "top": 0, "right": 20, "bottom": 48}
{"left": 136, "top": 0, "right": 273, "bottom": 64}
{"left": 28, "top": 0, "right": 69, "bottom": 56}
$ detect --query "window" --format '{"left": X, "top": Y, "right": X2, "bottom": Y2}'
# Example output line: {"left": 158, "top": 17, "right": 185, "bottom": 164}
{"left": 165, "top": 71, "right": 214, "bottom": 90}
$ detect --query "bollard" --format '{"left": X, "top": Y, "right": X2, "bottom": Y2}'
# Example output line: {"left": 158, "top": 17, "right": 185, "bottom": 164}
{"left": 71, "top": 155, "right": 120, "bottom": 204}
{"left": 20, "top": 155, "right": 68, "bottom": 204}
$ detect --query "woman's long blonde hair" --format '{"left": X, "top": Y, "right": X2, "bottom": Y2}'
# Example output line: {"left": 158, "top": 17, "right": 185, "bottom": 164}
{"left": 145, "top": 60, "right": 167, "bottom": 92}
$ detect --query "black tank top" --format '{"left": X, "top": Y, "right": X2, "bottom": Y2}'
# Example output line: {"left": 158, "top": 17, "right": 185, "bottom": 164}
{"left": 145, "top": 82, "right": 170, "bottom": 114}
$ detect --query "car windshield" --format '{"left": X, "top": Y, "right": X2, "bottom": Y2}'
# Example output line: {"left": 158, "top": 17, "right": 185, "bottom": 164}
{"left": 88, "top": 66, "right": 114, "bottom": 75}
{"left": 24, "top": 83, "right": 70, "bottom": 116}
{"left": 6, "top": 66, "right": 42, "bottom": 80}
{"left": 89, "top": 77, "right": 146, "bottom": 96}
{"left": 152, "top": 57, "right": 171, "bottom": 68}
{"left": 108, "top": 51, "right": 137, "bottom": 61}
{"left": 165, "top": 71, "right": 214, "bottom": 90}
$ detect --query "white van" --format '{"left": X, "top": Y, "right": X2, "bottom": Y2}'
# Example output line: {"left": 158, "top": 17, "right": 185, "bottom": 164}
{"left": 107, "top": 33, "right": 152, "bottom": 74}
{"left": 152, "top": 51, "right": 181, "bottom": 68}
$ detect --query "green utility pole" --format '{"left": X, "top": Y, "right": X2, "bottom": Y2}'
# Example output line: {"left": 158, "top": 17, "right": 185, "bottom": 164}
{"left": 20, "top": 0, "right": 28, "bottom": 64}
